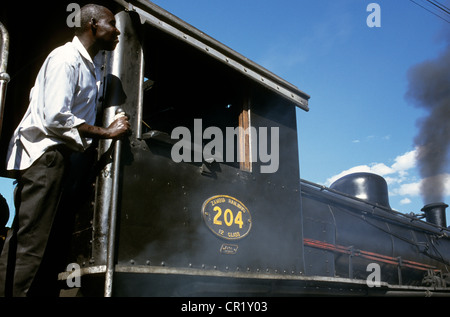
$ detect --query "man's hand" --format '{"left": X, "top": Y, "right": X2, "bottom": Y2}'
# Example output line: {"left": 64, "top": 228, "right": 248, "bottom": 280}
{"left": 105, "top": 116, "right": 131, "bottom": 139}
{"left": 78, "top": 116, "right": 131, "bottom": 140}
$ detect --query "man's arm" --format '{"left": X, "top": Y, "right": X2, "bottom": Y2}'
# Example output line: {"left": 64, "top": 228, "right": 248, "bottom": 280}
{"left": 77, "top": 116, "right": 131, "bottom": 140}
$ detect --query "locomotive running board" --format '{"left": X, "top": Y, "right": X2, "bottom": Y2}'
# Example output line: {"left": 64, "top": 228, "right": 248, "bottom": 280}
{"left": 58, "top": 263, "right": 450, "bottom": 296}
{"left": 114, "top": 264, "right": 450, "bottom": 296}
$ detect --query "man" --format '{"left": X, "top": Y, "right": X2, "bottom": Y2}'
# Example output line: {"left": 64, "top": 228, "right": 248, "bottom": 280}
{"left": 0, "top": 4, "right": 130, "bottom": 297}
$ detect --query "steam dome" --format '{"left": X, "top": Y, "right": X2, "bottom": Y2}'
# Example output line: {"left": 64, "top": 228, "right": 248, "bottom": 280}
{"left": 330, "top": 172, "right": 391, "bottom": 209}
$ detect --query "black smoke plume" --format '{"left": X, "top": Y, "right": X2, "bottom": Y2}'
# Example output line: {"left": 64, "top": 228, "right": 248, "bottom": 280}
{"left": 406, "top": 40, "right": 450, "bottom": 204}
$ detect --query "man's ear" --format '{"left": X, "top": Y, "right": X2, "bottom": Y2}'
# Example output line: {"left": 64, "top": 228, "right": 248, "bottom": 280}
{"left": 90, "top": 18, "right": 98, "bottom": 34}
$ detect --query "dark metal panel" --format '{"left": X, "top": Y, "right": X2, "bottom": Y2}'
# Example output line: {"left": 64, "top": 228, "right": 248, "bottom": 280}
{"left": 116, "top": 138, "right": 304, "bottom": 276}
{"left": 114, "top": 86, "right": 306, "bottom": 294}
{"left": 301, "top": 194, "right": 336, "bottom": 277}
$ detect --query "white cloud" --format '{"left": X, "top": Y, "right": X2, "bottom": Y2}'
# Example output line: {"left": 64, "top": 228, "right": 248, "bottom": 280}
{"left": 391, "top": 149, "right": 416, "bottom": 172}
{"left": 392, "top": 174, "right": 450, "bottom": 198}
{"left": 445, "top": 174, "right": 450, "bottom": 195}
{"left": 325, "top": 149, "right": 418, "bottom": 187}
{"left": 400, "top": 198, "right": 412, "bottom": 205}
{"left": 326, "top": 165, "right": 374, "bottom": 186}
{"left": 395, "top": 181, "right": 421, "bottom": 196}
{"left": 371, "top": 163, "right": 395, "bottom": 176}
{"left": 325, "top": 146, "right": 450, "bottom": 212}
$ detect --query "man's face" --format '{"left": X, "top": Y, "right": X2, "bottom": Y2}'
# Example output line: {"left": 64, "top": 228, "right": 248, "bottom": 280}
{"left": 94, "top": 10, "right": 120, "bottom": 51}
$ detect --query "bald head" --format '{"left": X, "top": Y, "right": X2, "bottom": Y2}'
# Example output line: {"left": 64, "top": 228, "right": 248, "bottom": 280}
{"left": 74, "top": 4, "right": 114, "bottom": 36}
{"left": 74, "top": 4, "right": 120, "bottom": 55}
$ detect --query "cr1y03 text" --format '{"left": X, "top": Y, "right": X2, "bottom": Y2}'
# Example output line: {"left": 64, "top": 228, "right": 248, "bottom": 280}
{"left": 225, "top": 302, "right": 268, "bottom": 312}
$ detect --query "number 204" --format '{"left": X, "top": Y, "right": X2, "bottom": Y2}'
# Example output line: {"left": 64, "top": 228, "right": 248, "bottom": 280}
{"left": 213, "top": 206, "right": 244, "bottom": 229}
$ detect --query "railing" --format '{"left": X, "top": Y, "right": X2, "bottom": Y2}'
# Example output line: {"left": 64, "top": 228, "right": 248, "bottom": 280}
{"left": 0, "top": 21, "right": 10, "bottom": 139}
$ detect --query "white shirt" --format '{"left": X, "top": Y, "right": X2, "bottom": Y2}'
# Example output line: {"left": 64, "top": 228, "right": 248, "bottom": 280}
{"left": 6, "top": 36, "right": 101, "bottom": 171}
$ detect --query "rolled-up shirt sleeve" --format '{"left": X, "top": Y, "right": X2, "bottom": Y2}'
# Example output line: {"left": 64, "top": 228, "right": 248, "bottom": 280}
{"left": 43, "top": 58, "right": 87, "bottom": 150}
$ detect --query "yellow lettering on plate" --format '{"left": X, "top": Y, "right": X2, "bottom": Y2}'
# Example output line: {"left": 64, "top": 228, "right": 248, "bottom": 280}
{"left": 201, "top": 195, "right": 252, "bottom": 241}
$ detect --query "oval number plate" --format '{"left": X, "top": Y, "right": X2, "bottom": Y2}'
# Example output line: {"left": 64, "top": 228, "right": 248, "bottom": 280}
{"left": 201, "top": 195, "right": 252, "bottom": 240}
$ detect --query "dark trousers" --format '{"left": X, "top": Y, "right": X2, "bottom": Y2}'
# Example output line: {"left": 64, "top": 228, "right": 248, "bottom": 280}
{"left": 0, "top": 146, "right": 70, "bottom": 297}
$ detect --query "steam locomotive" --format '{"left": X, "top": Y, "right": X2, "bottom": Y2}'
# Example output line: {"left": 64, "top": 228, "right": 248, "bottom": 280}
{"left": 0, "top": 0, "right": 449, "bottom": 297}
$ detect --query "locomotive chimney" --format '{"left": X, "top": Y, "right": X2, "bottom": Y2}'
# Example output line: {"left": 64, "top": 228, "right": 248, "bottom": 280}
{"left": 421, "top": 202, "right": 448, "bottom": 228}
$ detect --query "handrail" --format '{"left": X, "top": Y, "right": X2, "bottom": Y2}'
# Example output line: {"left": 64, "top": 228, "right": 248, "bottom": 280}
{"left": 0, "top": 21, "right": 10, "bottom": 139}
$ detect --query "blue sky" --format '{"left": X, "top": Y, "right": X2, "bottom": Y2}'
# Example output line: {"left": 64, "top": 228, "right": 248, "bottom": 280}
{"left": 1, "top": 0, "right": 449, "bottom": 227}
